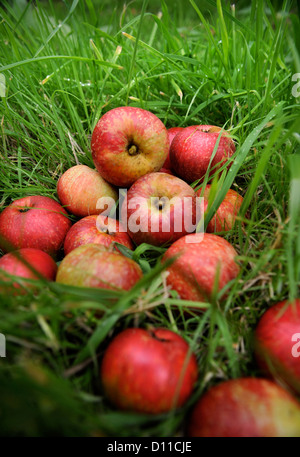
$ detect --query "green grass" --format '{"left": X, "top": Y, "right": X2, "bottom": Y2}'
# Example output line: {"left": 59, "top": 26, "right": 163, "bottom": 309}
{"left": 0, "top": 0, "right": 300, "bottom": 437}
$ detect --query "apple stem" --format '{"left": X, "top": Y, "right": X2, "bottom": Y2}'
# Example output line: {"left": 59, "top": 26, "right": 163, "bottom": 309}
{"left": 149, "top": 330, "right": 170, "bottom": 343}
{"left": 127, "top": 144, "right": 139, "bottom": 156}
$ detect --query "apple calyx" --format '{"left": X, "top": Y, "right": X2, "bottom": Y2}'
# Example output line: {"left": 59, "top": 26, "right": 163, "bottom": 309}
{"left": 154, "top": 197, "right": 168, "bottom": 211}
{"left": 99, "top": 226, "right": 115, "bottom": 236}
{"left": 127, "top": 143, "right": 140, "bottom": 156}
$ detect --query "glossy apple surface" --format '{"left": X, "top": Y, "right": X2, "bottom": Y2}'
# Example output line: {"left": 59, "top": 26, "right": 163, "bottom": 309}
{"left": 196, "top": 185, "right": 243, "bottom": 232}
{"left": 57, "top": 164, "right": 118, "bottom": 217}
{"left": 101, "top": 327, "right": 198, "bottom": 414}
{"left": 170, "top": 125, "right": 235, "bottom": 183}
{"left": 121, "top": 172, "right": 197, "bottom": 247}
{"left": 188, "top": 377, "right": 300, "bottom": 437}
{"left": 0, "top": 248, "right": 58, "bottom": 292}
{"left": 162, "top": 233, "right": 240, "bottom": 302}
{"left": 91, "top": 106, "right": 169, "bottom": 187}
{"left": 0, "top": 195, "right": 72, "bottom": 258}
{"left": 254, "top": 299, "right": 300, "bottom": 395}
{"left": 56, "top": 243, "right": 142, "bottom": 291}
{"left": 64, "top": 215, "right": 134, "bottom": 255}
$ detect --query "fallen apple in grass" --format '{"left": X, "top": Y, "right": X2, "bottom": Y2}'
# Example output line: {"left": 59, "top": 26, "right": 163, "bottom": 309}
{"left": 91, "top": 106, "right": 169, "bottom": 187}
{"left": 196, "top": 184, "right": 244, "bottom": 232}
{"left": 0, "top": 248, "right": 58, "bottom": 293}
{"left": 100, "top": 327, "right": 198, "bottom": 414}
{"left": 57, "top": 164, "right": 118, "bottom": 217}
{"left": 162, "top": 233, "right": 240, "bottom": 302}
{"left": 169, "top": 125, "right": 235, "bottom": 183}
{"left": 121, "top": 172, "right": 199, "bottom": 247}
{"left": 188, "top": 377, "right": 300, "bottom": 437}
{"left": 0, "top": 195, "right": 72, "bottom": 258}
{"left": 64, "top": 214, "right": 133, "bottom": 256}
{"left": 56, "top": 243, "right": 143, "bottom": 292}
{"left": 254, "top": 299, "right": 300, "bottom": 395}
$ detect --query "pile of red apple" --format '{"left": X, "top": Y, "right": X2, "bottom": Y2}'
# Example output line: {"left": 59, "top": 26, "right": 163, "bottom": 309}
{"left": 0, "top": 106, "right": 300, "bottom": 437}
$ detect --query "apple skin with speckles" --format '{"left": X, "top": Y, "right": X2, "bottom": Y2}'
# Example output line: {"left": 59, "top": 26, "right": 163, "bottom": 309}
{"left": 64, "top": 214, "right": 134, "bottom": 256}
{"left": 169, "top": 125, "right": 235, "bottom": 184}
{"left": 188, "top": 377, "right": 300, "bottom": 437}
{"left": 0, "top": 195, "right": 72, "bottom": 259}
{"left": 121, "top": 172, "right": 198, "bottom": 247}
{"left": 91, "top": 106, "right": 169, "bottom": 188}
{"left": 57, "top": 164, "right": 118, "bottom": 218}
{"left": 0, "top": 248, "right": 58, "bottom": 293}
{"left": 162, "top": 233, "right": 240, "bottom": 302}
{"left": 100, "top": 327, "right": 198, "bottom": 414}
{"left": 196, "top": 184, "right": 244, "bottom": 233}
{"left": 56, "top": 243, "right": 142, "bottom": 292}
{"left": 254, "top": 299, "right": 300, "bottom": 396}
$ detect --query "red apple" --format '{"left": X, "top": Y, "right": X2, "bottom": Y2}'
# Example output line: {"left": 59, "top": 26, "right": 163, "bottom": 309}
{"left": 57, "top": 164, "right": 118, "bottom": 218}
{"left": 254, "top": 299, "right": 300, "bottom": 395}
{"left": 0, "top": 195, "right": 72, "bottom": 258}
{"left": 169, "top": 125, "right": 235, "bottom": 183}
{"left": 162, "top": 233, "right": 240, "bottom": 302}
{"left": 120, "top": 172, "right": 198, "bottom": 247}
{"left": 162, "top": 127, "right": 184, "bottom": 171}
{"left": 100, "top": 327, "right": 198, "bottom": 414}
{"left": 56, "top": 243, "right": 143, "bottom": 291}
{"left": 196, "top": 185, "right": 244, "bottom": 232}
{"left": 64, "top": 214, "right": 134, "bottom": 256}
{"left": 188, "top": 377, "right": 300, "bottom": 437}
{"left": 91, "top": 106, "right": 169, "bottom": 187}
{"left": 0, "top": 248, "right": 58, "bottom": 293}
